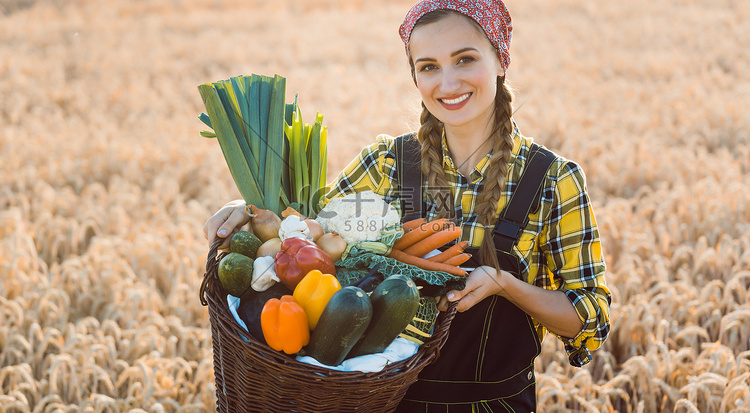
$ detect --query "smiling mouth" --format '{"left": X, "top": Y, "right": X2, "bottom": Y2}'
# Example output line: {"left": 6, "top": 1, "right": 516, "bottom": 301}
{"left": 440, "top": 93, "right": 471, "bottom": 105}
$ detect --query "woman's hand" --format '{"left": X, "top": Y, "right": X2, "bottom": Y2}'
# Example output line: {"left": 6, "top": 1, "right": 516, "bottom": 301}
{"left": 202, "top": 199, "right": 250, "bottom": 250}
{"left": 438, "top": 264, "right": 585, "bottom": 338}
{"left": 437, "top": 266, "right": 507, "bottom": 312}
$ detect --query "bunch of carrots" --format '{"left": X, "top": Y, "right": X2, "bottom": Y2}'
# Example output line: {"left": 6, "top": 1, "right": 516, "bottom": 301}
{"left": 387, "top": 218, "right": 471, "bottom": 277}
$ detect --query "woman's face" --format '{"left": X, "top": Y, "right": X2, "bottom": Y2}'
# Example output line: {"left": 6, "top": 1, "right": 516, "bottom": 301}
{"left": 409, "top": 13, "right": 504, "bottom": 132}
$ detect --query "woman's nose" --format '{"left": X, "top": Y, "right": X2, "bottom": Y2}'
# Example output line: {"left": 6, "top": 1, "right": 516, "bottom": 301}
{"left": 439, "top": 68, "right": 461, "bottom": 94}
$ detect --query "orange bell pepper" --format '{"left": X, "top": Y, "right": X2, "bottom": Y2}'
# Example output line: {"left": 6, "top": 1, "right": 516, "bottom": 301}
{"left": 293, "top": 269, "right": 342, "bottom": 330}
{"left": 260, "top": 295, "right": 310, "bottom": 354}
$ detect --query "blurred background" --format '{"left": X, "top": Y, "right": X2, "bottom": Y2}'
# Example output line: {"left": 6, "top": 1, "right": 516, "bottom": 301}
{"left": 1, "top": 0, "right": 749, "bottom": 411}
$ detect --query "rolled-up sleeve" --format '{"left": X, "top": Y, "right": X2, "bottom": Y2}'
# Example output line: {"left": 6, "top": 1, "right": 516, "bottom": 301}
{"left": 542, "top": 161, "right": 611, "bottom": 367}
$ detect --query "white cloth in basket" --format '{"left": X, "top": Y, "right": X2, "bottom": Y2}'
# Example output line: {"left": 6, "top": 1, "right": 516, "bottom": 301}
{"left": 227, "top": 294, "right": 248, "bottom": 330}
{"left": 296, "top": 337, "right": 419, "bottom": 373}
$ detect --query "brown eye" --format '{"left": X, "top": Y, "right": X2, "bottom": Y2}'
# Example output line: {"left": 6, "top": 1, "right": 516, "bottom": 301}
{"left": 419, "top": 64, "right": 438, "bottom": 72}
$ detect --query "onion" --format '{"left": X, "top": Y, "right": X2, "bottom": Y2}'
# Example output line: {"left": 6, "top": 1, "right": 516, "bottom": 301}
{"left": 304, "top": 219, "right": 324, "bottom": 241}
{"left": 316, "top": 232, "right": 347, "bottom": 262}
{"left": 256, "top": 237, "right": 282, "bottom": 258}
{"left": 248, "top": 205, "right": 282, "bottom": 242}
{"left": 281, "top": 206, "right": 303, "bottom": 218}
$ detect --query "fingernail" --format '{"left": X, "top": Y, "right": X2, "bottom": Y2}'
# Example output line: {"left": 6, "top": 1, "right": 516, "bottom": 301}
{"left": 447, "top": 292, "right": 455, "bottom": 301}
{"left": 218, "top": 229, "right": 227, "bottom": 237}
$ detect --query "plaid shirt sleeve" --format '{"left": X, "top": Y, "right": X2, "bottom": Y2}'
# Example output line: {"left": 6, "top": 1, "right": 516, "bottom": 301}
{"left": 540, "top": 160, "right": 611, "bottom": 367}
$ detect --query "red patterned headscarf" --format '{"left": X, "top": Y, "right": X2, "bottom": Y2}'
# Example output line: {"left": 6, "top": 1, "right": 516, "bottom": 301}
{"left": 399, "top": 0, "right": 513, "bottom": 72}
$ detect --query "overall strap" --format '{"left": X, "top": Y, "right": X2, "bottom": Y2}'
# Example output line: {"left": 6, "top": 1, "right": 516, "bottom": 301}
{"left": 395, "top": 133, "right": 423, "bottom": 223}
{"left": 491, "top": 144, "right": 557, "bottom": 253}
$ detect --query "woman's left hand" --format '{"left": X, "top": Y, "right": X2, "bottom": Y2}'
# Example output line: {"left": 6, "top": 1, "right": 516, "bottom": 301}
{"left": 437, "top": 265, "right": 586, "bottom": 338}
{"left": 437, "top": 266, "right": 508, "bottom": 312}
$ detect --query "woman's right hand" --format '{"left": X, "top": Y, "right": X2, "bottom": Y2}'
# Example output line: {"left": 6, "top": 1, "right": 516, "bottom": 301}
{"left": 203, "top": 199, "right": 250, "bottom": 250}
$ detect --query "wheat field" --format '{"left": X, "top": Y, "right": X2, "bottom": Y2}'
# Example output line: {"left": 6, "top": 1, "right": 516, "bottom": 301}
{"left": 1, "top": 0, "right": 749, "bottom": 411}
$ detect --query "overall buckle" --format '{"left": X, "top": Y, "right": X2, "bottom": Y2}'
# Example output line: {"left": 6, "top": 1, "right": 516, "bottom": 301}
{"left": 492, "top": 217, "right": 526, "bottom": 252}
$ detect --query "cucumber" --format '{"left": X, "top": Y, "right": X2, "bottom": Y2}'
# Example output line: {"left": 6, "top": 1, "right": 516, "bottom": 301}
{"left": 218, "top": 252, "right": 254, "bottom": 297}
{"left": 230, "top": 230, "right": 263, "bottom": 259}
{"left": 304, "top": 286, "right": 373, "bottom": 366}
{"left": 347, "top": 273, "right": 420, "bottom": 358}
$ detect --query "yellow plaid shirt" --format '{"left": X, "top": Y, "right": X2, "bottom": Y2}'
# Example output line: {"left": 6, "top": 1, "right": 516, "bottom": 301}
{"left": 322, "top": 125, "right": 611, "bottom": 367}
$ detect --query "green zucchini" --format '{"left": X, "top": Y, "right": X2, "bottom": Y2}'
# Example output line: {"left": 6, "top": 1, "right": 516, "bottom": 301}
{"left": 305, "top": 286, "right": 372, "bottom": 366}
{"left": 347, "top": 273, "right": 420, "bottom": 358}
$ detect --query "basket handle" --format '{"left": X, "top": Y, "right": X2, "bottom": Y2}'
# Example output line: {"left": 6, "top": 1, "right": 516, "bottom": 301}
{"left": 425, "top": 300, "right": 458, "bottom": 360}
{"left": 200, "top": 236, "right": 225, "bottom": 306}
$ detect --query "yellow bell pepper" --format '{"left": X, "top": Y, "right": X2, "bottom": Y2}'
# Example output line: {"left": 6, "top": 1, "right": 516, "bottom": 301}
{"left": 293, "top": 269, "right": 341, "bottom": 330}
{"left": 260, "top": 295, "right": 310, "bottom": 354}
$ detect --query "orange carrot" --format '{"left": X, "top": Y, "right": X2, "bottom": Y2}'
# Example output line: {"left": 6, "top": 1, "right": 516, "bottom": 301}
{"left": 400, "top": 217, "right": 427, "bottom": 233}
{"left": 426, "top": 241, "right": 470, "bottom": 262}
{"left": 387, "top": 249, "right": 468, "bottom": 277}
{"left": 442, "top": 253, "right": 472, "bottom": 267}
{"left": 402, "top": 223, "right": 462, "bottom": 258}
{"left": 392, "top": 218, "right": 449, "bottom": 251}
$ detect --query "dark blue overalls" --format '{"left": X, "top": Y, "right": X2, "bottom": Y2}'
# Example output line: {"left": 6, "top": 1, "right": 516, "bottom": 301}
{"left": 393, "top": 134, "right": 556, "bottom": 413}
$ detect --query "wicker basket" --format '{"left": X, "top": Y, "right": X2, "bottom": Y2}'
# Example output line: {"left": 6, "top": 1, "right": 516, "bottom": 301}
{"left": 199, "top": 238, "right": 457, "bottom": 413}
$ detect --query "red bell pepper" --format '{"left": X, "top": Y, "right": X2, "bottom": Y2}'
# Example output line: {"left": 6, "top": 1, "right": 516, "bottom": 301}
{"left": 275, "top": 238, "right": 336, "bottom": 290}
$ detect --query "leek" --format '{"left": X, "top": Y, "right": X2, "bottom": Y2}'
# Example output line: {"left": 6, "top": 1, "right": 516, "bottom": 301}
{"left": 198, "top": 73, "right": 328, "bottom": 218}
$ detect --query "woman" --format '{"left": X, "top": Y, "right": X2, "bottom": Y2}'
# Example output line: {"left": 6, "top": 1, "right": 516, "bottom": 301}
{"left": 204, "top": 0, "right": 610, "bottom": 411}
